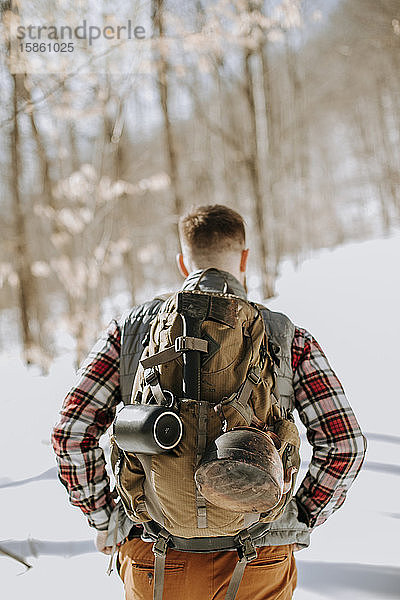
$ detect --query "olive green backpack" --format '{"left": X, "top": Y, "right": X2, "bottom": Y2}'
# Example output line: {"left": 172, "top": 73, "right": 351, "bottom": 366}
{"left": 111, "top": 289, "right": 300, "bottom": 539}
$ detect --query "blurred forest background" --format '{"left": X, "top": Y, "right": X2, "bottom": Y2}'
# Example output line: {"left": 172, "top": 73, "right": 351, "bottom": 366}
{"left": 0, "top": 0, "right": 399, "bottom": 370}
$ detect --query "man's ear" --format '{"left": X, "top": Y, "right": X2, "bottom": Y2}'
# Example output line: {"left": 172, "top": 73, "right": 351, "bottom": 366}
{"left": 176, "top": 253, "right": 189, "bottom": 278}
{"left": 240, "top": 248, "right": 249, "bottom": 273}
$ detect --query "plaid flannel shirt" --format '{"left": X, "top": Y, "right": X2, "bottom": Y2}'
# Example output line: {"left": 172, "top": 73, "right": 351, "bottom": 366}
{"left": 52, "top": 319, "right": 366, "bottom": 532}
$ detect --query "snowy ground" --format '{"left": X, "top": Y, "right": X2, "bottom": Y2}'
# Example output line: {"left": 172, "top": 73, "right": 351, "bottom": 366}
{"left": 1, "top": 232, "right": 400, "bottom": 599}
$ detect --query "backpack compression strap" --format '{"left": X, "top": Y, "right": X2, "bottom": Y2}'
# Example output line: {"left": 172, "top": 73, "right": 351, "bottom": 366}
{"left": 224, "top": 532, "right": 258, "bottom": 600}
{"left": 152, "top": 529, "right": 171, "bottom": 600}
{"left": 214, "top": 366, "right": 262, "bottom": 427}
{"left": 141, "top": 336, "right": 209, "bottom": 370}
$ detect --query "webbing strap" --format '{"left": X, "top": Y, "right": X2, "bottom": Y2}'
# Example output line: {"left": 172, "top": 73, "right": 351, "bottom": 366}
{"left": 220, "top": 366, "right": 261, "bottom": 425}
{"left": 271, "top": 364, "right": 281, "bottom": 406}
{"left": 151, "top": 528, "right": 257, "bottom": 600}
{"left": 224, "top": 558, "right": 247, "bottom": 600}
{"left": 152, "top": 530, "right": 171, "bottom": 600}
{"left": 175, "top": 336, "right": 208, "bottom": 353}
{"left": 144, "top": 368, "right": 167, "bottom": 406}
{"left": 195, "top": 493, "right": 207, "bottom": 529}
{"left": 141, "top": 346, "right": 179, "bottom": 370}
{"left": 196, "top": 401, "right": 208, "bottom": 528}
{"left": 143, "top": 520, "right": 272, "bottom": 553}
{"left": 224, "top": 532, "right": 257, "bottom": 600}
{"left": 236, "top": 366, "right": 261, "bottom": 408}
{"left": 141, "top": 337, "right": 208, "bottom": 370}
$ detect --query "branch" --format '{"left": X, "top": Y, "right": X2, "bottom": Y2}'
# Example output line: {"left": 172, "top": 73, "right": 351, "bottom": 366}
{"left": 0, "top": 544, "right": 32, "bottom": 571}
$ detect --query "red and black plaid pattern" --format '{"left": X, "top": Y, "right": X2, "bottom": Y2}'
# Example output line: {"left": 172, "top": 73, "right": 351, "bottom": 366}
{"left": 52, "top": 320, "right": 122, "bottom": 530}
{"left": 292, "top": 329, "right": 366, "bottom": 527}
{"left": 52, "top": 322, "right": 366, "bottom": 531}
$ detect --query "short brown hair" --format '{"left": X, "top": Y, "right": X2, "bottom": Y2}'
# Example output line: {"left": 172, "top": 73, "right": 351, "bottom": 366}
{"left": 179, "top": 205, "right": 245, "bottom": 258}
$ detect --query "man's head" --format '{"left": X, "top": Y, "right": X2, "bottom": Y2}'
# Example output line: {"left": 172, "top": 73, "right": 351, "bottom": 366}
{"left": 177, "top": 204, "right": 249, "bottom": 284}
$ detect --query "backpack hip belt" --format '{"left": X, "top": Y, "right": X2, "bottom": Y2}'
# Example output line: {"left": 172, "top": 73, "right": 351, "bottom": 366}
{"left": 148, "top": 521, "right": 270, "bottom": 600}
{"left": 144, "top": 519, "right": 271, "bottom": 553}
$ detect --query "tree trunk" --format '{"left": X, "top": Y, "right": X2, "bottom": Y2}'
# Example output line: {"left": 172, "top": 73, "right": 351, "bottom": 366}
{"left": 152, "top": 0, "right": 183, "bottom": 225}
{"left": 375, "top": 76, "right": 397, "bottom": 230}
{"left": 285, "top": 36, "right": 311, "bottom": 255}
{"left": 243, "top": 48, "right": 275, "bottom": 299}
{"left": 10, "top": 73, "right": 36, "bottom": 364}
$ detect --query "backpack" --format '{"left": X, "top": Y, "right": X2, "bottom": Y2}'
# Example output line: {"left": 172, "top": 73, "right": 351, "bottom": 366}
{"left": 110, "top": 287, "right": 300, "bottom": 599}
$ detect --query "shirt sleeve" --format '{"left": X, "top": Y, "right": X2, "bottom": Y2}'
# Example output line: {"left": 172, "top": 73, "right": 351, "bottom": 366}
{"left": 52, "top": 320, "right": 122, "bottom": 531}
{"left": 292, "top": 328, "right": 367, "bottom": 528}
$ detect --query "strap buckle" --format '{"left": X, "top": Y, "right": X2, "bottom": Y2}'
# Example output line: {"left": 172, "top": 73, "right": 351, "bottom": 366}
{"left": 144, "top": 368, "right": 158, "bottom": 386}
{"left": 248, "top": 367, "right": 261, "bottom": 386}
{"left": 235, "top": 532, "right": 257, "bottom": 563}
{"left": 175, "top": 336, "right": 208, "bottom": 353}
{"left": 152, "top": 531, "right": 171, "bottom": 557}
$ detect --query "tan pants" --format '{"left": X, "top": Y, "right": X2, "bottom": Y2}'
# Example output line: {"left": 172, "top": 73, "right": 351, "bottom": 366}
{"left": 118, "top": 538, "right": 297, "bottom": 600}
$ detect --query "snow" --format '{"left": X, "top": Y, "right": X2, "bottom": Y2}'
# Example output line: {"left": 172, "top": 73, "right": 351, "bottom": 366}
{"left": 1, "top": 232, "right": 400, "bottom": 599}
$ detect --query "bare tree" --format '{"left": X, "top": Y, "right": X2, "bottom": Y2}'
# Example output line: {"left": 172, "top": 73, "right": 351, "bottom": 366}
{"left": 152, "top": 0, "right": 183, "bottom": 222}
{"left": 10, "top": 73, "right": 37, "bottom": 363}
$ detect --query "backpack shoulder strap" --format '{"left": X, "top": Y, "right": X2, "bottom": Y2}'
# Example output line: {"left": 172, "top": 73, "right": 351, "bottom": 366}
{"left": 256, "top": 305, "right": 296, "bottom": 412}
{"left": 119, "top": 296, "right": 167, "bottom": 405}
